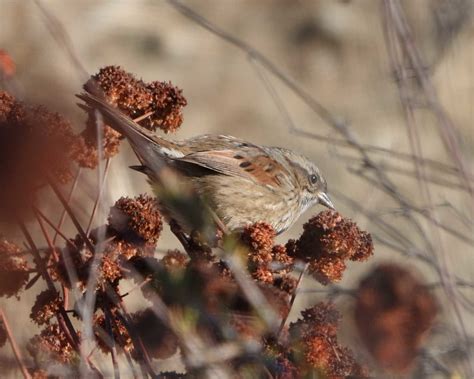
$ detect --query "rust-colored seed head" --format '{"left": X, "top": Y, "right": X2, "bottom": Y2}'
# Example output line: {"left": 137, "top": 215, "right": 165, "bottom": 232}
{"left": 49, "top": 241, "right": 91, "bottom": 289}
{"left": 86, "top": 66, "right": 187, "bottom": 134}
{"left": 272, "top": 244, "right": 294, "bottom": 268}
{"left": 354, "top": 264, "right": 437, "bottom": 372}
{"left": 242, "top": 222, "right": 275, "bottom": 257}
{"left": 29, "top": 324, "right": 77, "bottom": 363}
{"left": 94, "top": 313, "right": 132, "bottom": 355}
{"left": 30, "top": 290, "right": 62, "bottom": 325}
{"left": 308, "top": 256, "right": 347, "bottom": 285}
{"left": 273, "top": 274, "right": 298, "bottom": 294}
{"left": 145, "top": 80, "right": 187, "bottom": 133}
{"left": 242, "top": 222, "right": 275, "bottom": 282}
{"left": 0, "top": 237, "right": 29, "bottom": 298}
{"left": 96, "top": 254, "right": 123, "bottom": 286}
{"left": 161, "top": 249, "right": 189, "bottom": 270}
{"left": 289, "top": 302, "right": 367, "bottom": 377}
{"left": 108, "top": 194, "right": 162, "bottom": 244}
{"left": 291, "top": 210, "right": 374, "bottom": 284}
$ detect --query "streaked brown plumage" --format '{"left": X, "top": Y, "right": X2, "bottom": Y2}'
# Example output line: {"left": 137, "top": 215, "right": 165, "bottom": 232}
{"left": 77, "top": 92, "right": 334, "bottom": 234}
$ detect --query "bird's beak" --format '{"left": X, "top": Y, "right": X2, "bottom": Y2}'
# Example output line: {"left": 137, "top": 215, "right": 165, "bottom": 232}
{"left": 318, "top": 192, "right": 335, "bottom": 210}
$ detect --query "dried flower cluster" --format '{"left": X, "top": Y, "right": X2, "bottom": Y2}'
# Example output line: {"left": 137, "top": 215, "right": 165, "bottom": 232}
{"left": 241, "top": 223, "right": 296, "bottom": 294}
{"left": 108, "top": 194, "right": 162, "bottom": 244}
{"left": 51, "top": 194, "right": 162, "bottom": 289}
{"left": 289, "top": 210, "right": 374, "bottom": 284}
{"left": 28, "top": 323, "right": 77, "bottom": 364}
{"left": 80, "top": 66, "right": 187, "bottom": 160}
{"left": 30, "top": 290, "right": 62, "bottom": 325}
{"left": 354, "top": 264, "right": 437, "bottom": 372}
{"left": 94, "top": 313, "right": 132, "bottom": 355}
{"left": 0, "top": 237, "right": 30, "bottom": 298}
{"left": 289, "top": 302, "right": 368, "bottom": 378}
{"left": 0, "top": 91, "right": 98, "bottom": 220}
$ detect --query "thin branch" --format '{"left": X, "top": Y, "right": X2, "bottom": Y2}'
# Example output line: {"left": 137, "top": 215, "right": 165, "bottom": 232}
{"left": 278, "top": 263, "right": 308, "bottom": 338}
{"left": 53, "top": 167, "right": 82, "bottom": 245}
{"left": 86, "top": 158, "right": 111, "bottom": 236}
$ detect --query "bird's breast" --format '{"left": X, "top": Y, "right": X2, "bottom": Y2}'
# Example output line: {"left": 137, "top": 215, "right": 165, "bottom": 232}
{"left": 191, "top": 175, "right": 300, "bottom": 234}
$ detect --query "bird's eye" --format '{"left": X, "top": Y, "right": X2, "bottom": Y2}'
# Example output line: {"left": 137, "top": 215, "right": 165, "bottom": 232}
{"left": 309, "top": 174, "right": 318, "bottom": 184}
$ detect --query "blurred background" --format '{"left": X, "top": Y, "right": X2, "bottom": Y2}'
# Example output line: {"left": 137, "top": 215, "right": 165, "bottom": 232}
{"left": 0, "top": 0, "right": 473, "bottom": 377}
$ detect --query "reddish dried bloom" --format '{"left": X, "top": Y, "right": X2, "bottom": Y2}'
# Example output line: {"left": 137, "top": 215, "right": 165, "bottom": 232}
{"left": 88, "top": 66, "right": 153, "bottom": 117}
{"left": 96, "top": 253, "right": 123, "bottom": 286}
{"left": 29, "top": 323, "right": 77, "bottom": 363}
{"left": 253, "top": 266, "right": 274, "bottom": 283}
{"left": 290, "top": 302, "right": 367, "bottom": 378}
{"left": 145, "top": 80, "right": 187, "bottom": 133}
{"left": 242, "top": 223, "right": 277, "bottom": 282}
{"left": 30, "top": 290, "right": 62, "bottom": 325}
{"left": 0, "top": 91, "right": 95, "bottom": 220}
{"left": 86, "top": 66, "right": 187, "bottom": 134}
{"left": 273, "top": 274, "right": 298, "bottom": 294}
{"left": 161, "top": 249, "right": 189, "bottom": 269}
{"left": 108, "top": 194, "right": 162, "bottom": 244}
{"left": 354, "top": 264, "right": 437, "bottom": 372}
{"left": 49, "top": 241, "right": 91, "bottom": 288}
{"left": 79, "top": 121, "right": 122, "bottom": 162}
{"left": 131, "top": 308, "right": 178, "bottom": 360}
{"left": 291, "top": 211, "right": 373, "bottom": 284}
{"left": 104, "top": 238, "right": 143, "bottom": 261}
{"left": 0, "top": 237, "right": 29, "bottom": 297}
{"left": 291, "top": 302, "right": 340, "bottom": 339}
{"left": 308, "top": 256, "right": 347, "bottom": 285}
{"left": 272, "top": 244, "right": 294, "bottom": 268}
{"left": 242, "top": 222, "right": 275, "bottom": 259}
{"left": 95, "top": 313, "right": 132, "bottom": 354}
{"left": 69, "top": 135, "right": 99, "bottom": 169}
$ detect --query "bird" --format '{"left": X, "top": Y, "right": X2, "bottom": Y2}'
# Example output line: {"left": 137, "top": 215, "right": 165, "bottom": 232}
{"left": 77, "top": 92, "right": 334, "bottom": 235}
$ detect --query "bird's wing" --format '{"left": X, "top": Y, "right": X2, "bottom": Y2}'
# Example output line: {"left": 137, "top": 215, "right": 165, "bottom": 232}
{"left": 177, "top": 148, "right": 288, "bottom": 187}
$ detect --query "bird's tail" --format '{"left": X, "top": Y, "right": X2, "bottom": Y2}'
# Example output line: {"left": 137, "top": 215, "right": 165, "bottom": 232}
{"left": 77, "top": 91, "right": 186, "bottom": 176}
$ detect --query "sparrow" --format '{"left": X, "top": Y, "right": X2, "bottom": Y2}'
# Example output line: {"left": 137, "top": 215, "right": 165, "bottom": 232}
{"left": 77, "top": 92, "right": 334, "bottom": 235}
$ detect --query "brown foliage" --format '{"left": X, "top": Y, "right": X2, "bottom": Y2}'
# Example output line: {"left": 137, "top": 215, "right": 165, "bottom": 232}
{"left": 354, "top": 264, "right": 437, "bottom": 372}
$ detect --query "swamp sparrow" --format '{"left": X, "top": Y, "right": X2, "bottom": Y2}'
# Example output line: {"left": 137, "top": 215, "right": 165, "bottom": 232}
{"left": 78, "top": 92, "right": 334, "bottom": 234}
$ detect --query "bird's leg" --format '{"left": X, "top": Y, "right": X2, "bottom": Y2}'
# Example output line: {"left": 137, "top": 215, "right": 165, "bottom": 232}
{"left": 168, "top": 219, "right": 198, "bottom": 260}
